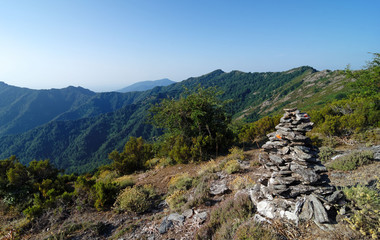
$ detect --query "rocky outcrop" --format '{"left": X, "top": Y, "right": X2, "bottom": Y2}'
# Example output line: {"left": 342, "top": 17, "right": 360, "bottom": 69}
{"left": 250, "top": 108, "right": 345, "bottom": 225}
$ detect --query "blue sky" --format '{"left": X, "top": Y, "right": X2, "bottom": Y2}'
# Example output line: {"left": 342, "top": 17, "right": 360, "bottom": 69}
{"left": 0, "top": 0, "right": 379, "bottom": 91}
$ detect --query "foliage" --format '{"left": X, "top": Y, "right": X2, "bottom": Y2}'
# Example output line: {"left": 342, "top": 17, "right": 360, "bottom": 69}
{"left": 318, "top": 146, "right": 336, "bottom": 162}
{"left": 94, "top": 181, "right": 120, "bottom": 211}
{"left": 196, "top": 193, "right": 254, "bottom": 240}
{"left": 346, "top": 52, "right": 380, "bottom": 98}
{"left": 114, "top": 175, "right": 135, "bottom": 188}
{"left": 328, "top": 150, "right": 374, "bottom": 171}
{"left": 310, "top": 96, "right": 379, "bottom": 136}
{"left": 239, "top": 115, "right": 281, "bottom": 145}
{"left": 114, "top": 185, "right": 157, "bottom": 214}
{"left": 0, "top": 156, "right": 75, "bottom": 216}
{"left": 166, "top": 190, "right": 187, "bottom": 211}
{"left": 223, "top": 160, "right": 241, "bottom": 174}
{"left": 150, "top": 87, "right": 234, "bottom": 163}
{"left": 310, "top": 53, "right": 380, "bottom": 138}
{"left": 227, "top": 147, "right": 245, "bottom": 161}
{"left": 109, "top": 136, "right": 153, "bottom": 175}
{"left": 343, "top": 182, "right": 380, "bottom": 239}
{"left": 168, "top": 173, "right": 194, "bottom": 193}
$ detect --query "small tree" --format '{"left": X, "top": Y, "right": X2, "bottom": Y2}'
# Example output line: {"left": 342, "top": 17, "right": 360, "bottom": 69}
{"left": 109, "top": 136, "right": 153, "bottom": 175}
{"left": 150, "top": 87, "right": 233, "bottom": 163}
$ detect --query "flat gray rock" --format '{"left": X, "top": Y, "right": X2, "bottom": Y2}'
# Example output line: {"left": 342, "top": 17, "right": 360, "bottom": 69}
{"left": 167, "top": 213, "right": 185, "bottom": 223}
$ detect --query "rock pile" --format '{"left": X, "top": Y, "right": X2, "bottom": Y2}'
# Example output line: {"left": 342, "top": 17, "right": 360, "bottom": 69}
{"left": 250, "top": 108, "right": 344, "bottom": 225}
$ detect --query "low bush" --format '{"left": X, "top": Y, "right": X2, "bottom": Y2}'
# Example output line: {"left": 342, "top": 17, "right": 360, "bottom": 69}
{"left": 114, "top": 185, "right": 156, "bottom": 214}
{"left": 158, "top": 157, "right": 176, "bottom": 168}
{"left": 197, "top": 160, "right": 218, "bottom": 176}
{"left": 328, "top": 150, "right": 374, "bottom": 171}
{"left": 319, "top": 146, "right": 336, "bottom": 162}
{"left": 166, "top": 190, "right": 187, "bottom": 211}
{"left": 227, "top": 147, "right": 245, "bottom": 161}
{"left": 94, "top": 181, "right": 120, "bottom": 211}
{"left": 223, "top": 160, "right": 240, "bottom": 174}
{"left": 343, "top": 182, "right": 380, "bottom": 239}
{"left": 114, "top": 175, "right": 134, "bottom": 188}
{"left": 144, "top": 157, "right": 161, "bottom": 169}
{"left": 168, "top": 173, "right": 193, "bottom": 193}
{"left": 196, "top": 192, "right": 254, "bottom": 240}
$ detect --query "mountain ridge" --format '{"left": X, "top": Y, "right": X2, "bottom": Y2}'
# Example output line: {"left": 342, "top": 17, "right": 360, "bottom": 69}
{"left": 117, "top": 78, "right": 176, "bottom": 93}
{"left": 0, "top": 66, "right": 353, "bottom": 173}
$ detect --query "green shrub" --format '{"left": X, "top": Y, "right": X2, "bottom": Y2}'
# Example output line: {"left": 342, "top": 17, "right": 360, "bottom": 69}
{"left": 144, "top": 157, "right": 161, "bottom": 169}
{"left": 114, "top": 185, "right": 156, "bottom": 214}
{"left": 168, "top": 173, "right": 193, "bottom": 192}
{"left": 319, "top": 146, "right": 336, "bottom": 162}
{"left": 328, "top": 150, "right": 374, "bottom": 171}
{"left": 223, "top": 160, "right": 240, "bottom": 174}
{"left": 109, "top": 136, "right": 153, "bottom": 175}
{"left": 238, "top": 115, "right": 280, "bottom": 144}
{"left": 114, "top": 175, "right": 135, "bottom": 188}
{"left": 227, "top": 147, "right": 245, "bottom": 161}
{"left": 308, "top": 133, "right": 323, "bottom": 147}
{"left": 94, "top": 181, "right": 120, "bottom": 211}
{"left": 196, "top": 193, "right": 254, "bottom": 240}
{"left": 166, "top": 190, "right": 187, "bottom": 210}
{"left": 158, "top": 157, "right": 176, "bottom": 168}
{"left": 343, "top": 183, "right": 380, "bottom": 239}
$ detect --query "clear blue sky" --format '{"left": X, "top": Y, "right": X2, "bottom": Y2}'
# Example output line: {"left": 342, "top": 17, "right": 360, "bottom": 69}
{"left": 1, "top": 0, "right": 379, "bottom": 91}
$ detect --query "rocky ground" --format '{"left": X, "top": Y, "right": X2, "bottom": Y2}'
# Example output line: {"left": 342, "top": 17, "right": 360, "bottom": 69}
{"left": 1, "top": 143, "right": 376, "bottom": 240}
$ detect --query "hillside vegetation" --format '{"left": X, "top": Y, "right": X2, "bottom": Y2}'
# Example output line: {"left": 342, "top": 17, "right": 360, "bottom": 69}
{"left": 0, "top": 53, "right": 379, "bottom": 239}
{"left": 0, "top": 66, "right": 355, "bottom": 173}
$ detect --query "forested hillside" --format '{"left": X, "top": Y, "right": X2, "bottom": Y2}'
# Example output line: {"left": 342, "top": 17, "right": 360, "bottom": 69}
{"left": 0, "top": 82, "right": 95, "bottom": 136}
{"left": 0, "top": 66, "right": 354, "bottom": 173}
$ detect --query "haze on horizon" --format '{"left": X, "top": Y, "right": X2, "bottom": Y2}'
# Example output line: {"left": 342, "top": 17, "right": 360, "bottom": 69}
{"left": 0, "top": 0, "right": 379, "bottom": 92}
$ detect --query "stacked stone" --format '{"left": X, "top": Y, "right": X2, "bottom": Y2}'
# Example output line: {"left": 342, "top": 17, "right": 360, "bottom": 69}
{"left": 260, "top": 108, "right": 335, "bottom": 198}
{"left": 250, "top": 108, "right": 344, "bottom": 225}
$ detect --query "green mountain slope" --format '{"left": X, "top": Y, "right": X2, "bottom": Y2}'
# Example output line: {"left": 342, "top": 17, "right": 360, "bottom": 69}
{"left": 0, "top": 82, "right": 96, "bottom": 135}
{"left": 0, "top": 67, "right": 353, "bottom": 173}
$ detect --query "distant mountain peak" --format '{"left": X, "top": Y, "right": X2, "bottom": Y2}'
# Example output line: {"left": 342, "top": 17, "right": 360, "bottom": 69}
{"left": 117, "top": 78, "right": 175, "bottom": 93}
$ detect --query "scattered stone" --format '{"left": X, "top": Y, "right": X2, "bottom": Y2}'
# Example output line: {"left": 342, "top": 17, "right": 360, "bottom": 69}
{"left": 167, "top": 213, "right": 185, "bottom": 224}
{"left": 309, "top": 194, "right": 330, "bottom": 223}
{"left": 158, "top": 217, "right": 173, "bottom": 234}
{"left": 326, "top": 190, "right": 344, "bottom": 204}
{"left": 194, "top": 211, "right": 208, "bottom": 223}
{"left": 210, "top": 181, "right": 228, "bottom": 195}
{"left": 182, "top": 209, "right": 194, "bottom": 218}
{"left": 256, "top": 200, "right": 276, "bottom": 219}
{"left": 253, "top": 214, "right": 272, "bottom": 224}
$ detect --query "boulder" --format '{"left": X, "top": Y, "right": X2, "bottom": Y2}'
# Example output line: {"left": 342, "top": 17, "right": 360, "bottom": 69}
{"left": 210, "top": 181, "right": 228, "bottom": 195}
{"left": 158, "top": 217, "right": 173, "bottom": 234}
{"left": 167, "top": 213, "right": 185, "bottom": 224}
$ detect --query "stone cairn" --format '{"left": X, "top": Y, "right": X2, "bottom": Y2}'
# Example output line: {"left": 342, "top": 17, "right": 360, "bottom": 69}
{"left": 250, "top": 108, "right": 344, "bottom": 226}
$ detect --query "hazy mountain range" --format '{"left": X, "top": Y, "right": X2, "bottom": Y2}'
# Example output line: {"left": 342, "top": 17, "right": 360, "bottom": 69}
{"left": 116, "top": 78, "right": 176, "bottom": 92}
